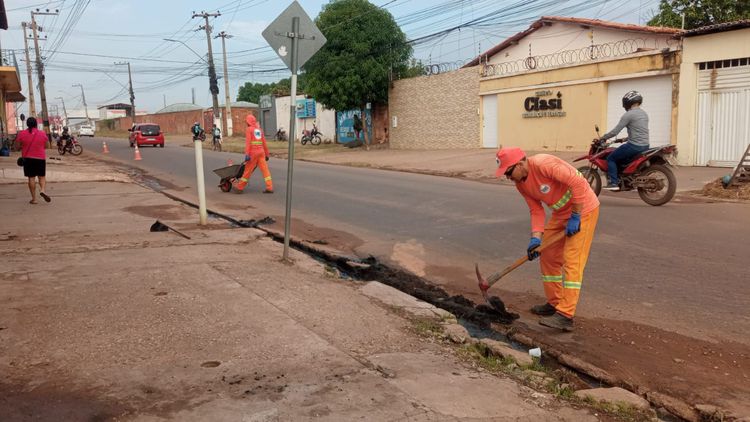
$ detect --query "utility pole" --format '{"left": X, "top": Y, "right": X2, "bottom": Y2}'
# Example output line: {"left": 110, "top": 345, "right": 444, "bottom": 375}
{"left": 163, "top": 94, "right": 166, "bottom": 109}
{"left": 31, "top": 8, "right": 58, "bottom": 141}
{"left": 55, "top": 96, "right": 68, "bottom": 124}
{"left": 72, "top": 83, "right": 90, "bottom": 123}
{"left": 21, "top": 23, "right": 36, "bottom": 117}
{"left": 115, "top": 61, "right": 136, "bottom": 124}
{"left": 192, "top": 10, "right": 221, "bottom": 130}
{"left": 215, "top": 31, "right": 233, "bottom": 137}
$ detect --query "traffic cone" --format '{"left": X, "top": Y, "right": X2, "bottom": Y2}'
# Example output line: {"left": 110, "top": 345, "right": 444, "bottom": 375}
{"left": 134, "top": 145, "right": 142, "bottom": 161}
{"left": 102, "top": 141, "right": 110, "bottom": 154}
{"left": 227, "top": 158, "right": 233, "bottom": 166}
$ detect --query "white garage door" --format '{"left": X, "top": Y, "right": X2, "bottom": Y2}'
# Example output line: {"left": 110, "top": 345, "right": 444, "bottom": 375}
{"left": 695, "top": 62, "right": 750, "bottom": 167}
{"left": 606, "top": 76, "right": 673, "bottom": 146}
{"left": 482, "top": 95, "right": 498, "bottom": 148}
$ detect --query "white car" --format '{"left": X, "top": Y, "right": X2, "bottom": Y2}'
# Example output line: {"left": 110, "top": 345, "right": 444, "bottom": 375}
{"left": 78, "top": 125, "right": 95, "bottom": 137}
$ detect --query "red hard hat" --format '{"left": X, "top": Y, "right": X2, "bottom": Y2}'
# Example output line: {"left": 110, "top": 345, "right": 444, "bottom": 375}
{"left": 495, "top": 147, "right": 526, "bottom": 177}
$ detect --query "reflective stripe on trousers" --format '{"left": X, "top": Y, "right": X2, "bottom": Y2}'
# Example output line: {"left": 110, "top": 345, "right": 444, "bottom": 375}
{"left": 538, "top": 207, "right": 599, "bottom": 318}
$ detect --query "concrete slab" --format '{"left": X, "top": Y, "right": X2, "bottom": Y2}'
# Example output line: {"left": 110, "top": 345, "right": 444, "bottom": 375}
{"left": 360, "top": 281, "right": 452, "bottom": 319}
{"left": 575, "top": 387, "right": 651, "bottom": 411}
{"left": 367, "top": 352, "right": 596, "bottom": 421}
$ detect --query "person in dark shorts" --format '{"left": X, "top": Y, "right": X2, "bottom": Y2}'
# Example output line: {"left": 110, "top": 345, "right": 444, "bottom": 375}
{"left": 15, "top": 117, "right": 51, "bottom": 204}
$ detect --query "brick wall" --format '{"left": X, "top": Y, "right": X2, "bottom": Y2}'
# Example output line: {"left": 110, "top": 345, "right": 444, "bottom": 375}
{"left": 108, "top": 108, "right": 258, "bottom": 135}
{"left": 389, "top": 67, "right": 480, "bottom": 149}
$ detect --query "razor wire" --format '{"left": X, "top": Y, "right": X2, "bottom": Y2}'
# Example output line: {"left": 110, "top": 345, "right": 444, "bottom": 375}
{"left": 481, "top": 38, "right": 667, "bottom": 77}
{"left": 422, "top": 60, "right": 470, "bottom": 76}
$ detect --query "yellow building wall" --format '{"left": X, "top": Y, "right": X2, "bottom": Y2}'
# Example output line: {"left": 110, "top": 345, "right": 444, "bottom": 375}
{"left": 676, "top": 28, "right": 750, "bottom": 165}
{"left": 479, "top": 51, "right": 679, "bottom": 152}
{"left": 495, "top": 82, "right": 607, "bottom": 151}
{"left": 480, "top": 53, "right": 677, "bottom": 94}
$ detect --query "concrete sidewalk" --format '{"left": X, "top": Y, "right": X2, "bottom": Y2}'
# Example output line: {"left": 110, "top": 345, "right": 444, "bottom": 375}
{"left": 279, "top": 146, "right": 730, "bottom": 193}
{"left": 0, "top": 179, "right": 615, "bottom": 421}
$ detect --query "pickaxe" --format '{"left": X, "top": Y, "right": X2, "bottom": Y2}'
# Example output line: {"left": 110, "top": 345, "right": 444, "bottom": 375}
{"left": 475, "top": 230, "right": 567, "bottom": 304}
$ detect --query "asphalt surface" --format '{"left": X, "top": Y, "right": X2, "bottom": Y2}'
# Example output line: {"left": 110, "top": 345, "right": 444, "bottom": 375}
{"left": 85, "top": 136, "right": 749, "bottom": 345}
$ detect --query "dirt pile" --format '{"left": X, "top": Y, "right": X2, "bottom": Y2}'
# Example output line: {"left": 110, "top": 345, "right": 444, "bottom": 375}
{"left": 701, "top": 178, "right": 750, "bottom": 200}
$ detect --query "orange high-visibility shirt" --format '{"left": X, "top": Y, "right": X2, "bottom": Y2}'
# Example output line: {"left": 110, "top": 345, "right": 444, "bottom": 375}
{"left": 245, "top": 125, "right": 269, "bottom": 157}
{"left": 515, "top": 154, "right": 600, "bottom": 233}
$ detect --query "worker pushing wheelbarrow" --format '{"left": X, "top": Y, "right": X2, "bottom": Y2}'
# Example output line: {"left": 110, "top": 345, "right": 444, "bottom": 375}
{"left": 213, "top": 114, "right": 274, "bottom": 194}
{"left": 213, "top": 162, "right": 245, "bottom": 193}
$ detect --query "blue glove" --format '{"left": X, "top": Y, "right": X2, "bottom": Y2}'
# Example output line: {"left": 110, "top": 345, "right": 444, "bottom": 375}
{"left": 566, "top": 212, "right": 581, "bottom": 237}
{"left": 244, "top": 155, "right": 250, "bottom": 161}
{"left": 527, "top": 237, "right": 542, "bottom": 261}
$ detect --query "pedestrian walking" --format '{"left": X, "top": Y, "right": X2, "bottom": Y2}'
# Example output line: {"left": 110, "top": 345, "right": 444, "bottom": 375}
{"left": 233, "top": 114, "right": 273, "bottom": 194}
{"left": 496, "top": 147, "right": 600, "bottom": 331}
{"left": 15, "top": 117, "right": 51, "bottom": 204}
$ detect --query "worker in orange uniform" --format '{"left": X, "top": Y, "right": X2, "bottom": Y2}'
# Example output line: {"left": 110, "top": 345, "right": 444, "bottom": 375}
{"left": 496, "top": 147, "right": 600, "bottom": 331}
{"left": 233, "top": 114, "right": 273, "bottom": 194}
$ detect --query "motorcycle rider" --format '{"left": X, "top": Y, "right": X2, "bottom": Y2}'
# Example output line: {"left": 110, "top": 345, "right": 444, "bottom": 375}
{"left": 599, "top": 91, "right": 649, "bottom": 191}
{"left": 60, "top": 126, "right": 72, "bottom": 150}
{"left": 496, "top": 147, "right": 600, "bottom": 331}
{"left": 233, "top": 114, "right": 273, "bottom": 194}
{"left": 191, "top": 121, "right": 204, "bottom": 141}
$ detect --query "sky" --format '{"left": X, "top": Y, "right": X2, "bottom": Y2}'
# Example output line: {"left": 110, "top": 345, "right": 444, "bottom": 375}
{"left": 3, "top": 0, "right": 661, "bottom": 116}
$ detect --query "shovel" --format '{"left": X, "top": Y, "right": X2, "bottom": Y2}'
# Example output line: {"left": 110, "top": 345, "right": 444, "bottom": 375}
{"left": 150, "top": 220, "right": 191, "bottom": 240}
{"left": 475, "top": 230, "right": 566, "bottom": 304}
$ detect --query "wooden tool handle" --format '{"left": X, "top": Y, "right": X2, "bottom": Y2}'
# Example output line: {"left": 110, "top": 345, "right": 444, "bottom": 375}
{"left": 486, "top": 230, "right": 567, "bottom": 287}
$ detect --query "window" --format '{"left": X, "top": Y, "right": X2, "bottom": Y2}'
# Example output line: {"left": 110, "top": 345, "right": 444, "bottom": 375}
{"left": 140, "top": 125, "right": 160, "bottom": 136}
{"left": 698, "top": 57, "right": 750, "bottom": 70}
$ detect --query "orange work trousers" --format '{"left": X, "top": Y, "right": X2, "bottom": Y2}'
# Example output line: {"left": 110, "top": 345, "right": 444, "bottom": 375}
{"left": 539, "top": 207, "right": 599, "bottom": 318}
{"left": 233, "top": 153, "right": 273, "bottom": 192}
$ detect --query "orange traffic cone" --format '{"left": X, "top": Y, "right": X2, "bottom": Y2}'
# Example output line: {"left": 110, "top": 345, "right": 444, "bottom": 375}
{"left": 134, "top": 145, "right": 142, "bottom": 161}
{"left": 102, "top": 141, "right": 110, "bottom": 154}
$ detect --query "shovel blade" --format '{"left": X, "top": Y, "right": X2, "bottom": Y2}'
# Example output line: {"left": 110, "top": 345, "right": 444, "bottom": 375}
{"left": 150, "top": 220, "right": 169, "bottom": 232}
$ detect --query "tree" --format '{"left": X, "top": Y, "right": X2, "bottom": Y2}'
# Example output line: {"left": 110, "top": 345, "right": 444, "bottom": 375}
{"left": 236, "top": 76, "right": 309, "bottom": 103}
{"left": 236, "top": 82, "right": 273, "bottom": 104}
{"left": 648, "top": 0, "right": 750, "bottom": 29}
{"left": 303, "top": 0, "right": 412, "bottom": 147}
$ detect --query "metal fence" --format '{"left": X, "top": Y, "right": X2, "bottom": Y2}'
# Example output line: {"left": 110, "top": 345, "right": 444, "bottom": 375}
{"left": 481, "top": 39, "right": 673, "bottom": 78}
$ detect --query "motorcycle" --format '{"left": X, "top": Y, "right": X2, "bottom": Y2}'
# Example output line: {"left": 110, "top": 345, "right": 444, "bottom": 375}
{"left": 57, "top": 135, "right": 83, "bottom": 156}
{"left": 193, "top": 131, "right": 206, "bottom": 142}
{"left": 300, "top": 124, "right": 322, "bottom": 145}
{"left": 573, "top": 125, "right": 678, "bottom": 206}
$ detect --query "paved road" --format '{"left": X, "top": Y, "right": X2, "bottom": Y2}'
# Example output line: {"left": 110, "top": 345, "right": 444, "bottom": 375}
{"left": 86, "top": 136, "right": 749, "bottom": 344}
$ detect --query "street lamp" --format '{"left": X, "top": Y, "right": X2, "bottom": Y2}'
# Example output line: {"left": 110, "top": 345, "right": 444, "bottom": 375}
{"left": 163, "top": 38, "right": 207, "bottom": 63}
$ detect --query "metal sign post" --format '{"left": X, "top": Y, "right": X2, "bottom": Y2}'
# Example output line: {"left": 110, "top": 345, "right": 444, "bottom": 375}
{"left": 263, "top": 1, "right": 326, "bottom": 261}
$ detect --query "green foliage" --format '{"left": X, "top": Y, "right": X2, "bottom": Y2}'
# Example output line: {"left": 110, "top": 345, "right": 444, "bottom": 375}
{"left": 303, "top": 0, "right": 412, "bottom": 111}
{"left": 235, "top": 76, "right": 308, "bottom": 103}
{"left": 399, "top": 59, "right": 427, "bottom": 79}
{"left": 647, "top": 0, "right": 750, "bottom": 29}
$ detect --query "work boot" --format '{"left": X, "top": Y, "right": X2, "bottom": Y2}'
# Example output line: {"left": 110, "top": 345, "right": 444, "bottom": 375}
{"left": 530, "top": 303, "right": 556, "bottom": 316}
{"left": 539, "top": 313, "right": 574, "bottom": 332}
{"left": 263, "top": 189, "right": 274, "bottom": 194}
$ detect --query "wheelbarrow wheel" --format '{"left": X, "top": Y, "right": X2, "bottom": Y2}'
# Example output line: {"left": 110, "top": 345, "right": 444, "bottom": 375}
{"left": 219, "top": 179, "right": 232, "bottom": 192}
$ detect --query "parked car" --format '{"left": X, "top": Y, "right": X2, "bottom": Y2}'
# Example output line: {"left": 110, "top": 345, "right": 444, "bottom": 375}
{"left": 78, "top": 124, "right": 95, "bottom": 137}
{"left": 129, "top": 123, "right": 165, "bottom": 148}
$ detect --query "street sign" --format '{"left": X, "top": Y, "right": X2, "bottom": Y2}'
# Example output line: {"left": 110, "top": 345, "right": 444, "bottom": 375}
{"left": 262, "top": 1, "right": 326, "bottom": 71}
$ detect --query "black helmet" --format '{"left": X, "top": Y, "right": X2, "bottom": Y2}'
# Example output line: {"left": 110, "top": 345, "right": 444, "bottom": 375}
{"left": 622, "top": 90, "right": 643, "bottom": 110}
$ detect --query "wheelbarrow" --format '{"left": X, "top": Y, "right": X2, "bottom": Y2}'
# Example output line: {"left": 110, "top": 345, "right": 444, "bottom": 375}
{"left": 213, "top": 163, "right": 245, "bottom": 193}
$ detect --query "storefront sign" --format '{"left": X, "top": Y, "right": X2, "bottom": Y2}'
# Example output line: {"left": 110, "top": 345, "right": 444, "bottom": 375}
{"left": 522, "top": 90, "right": 566, "bottom": 118}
